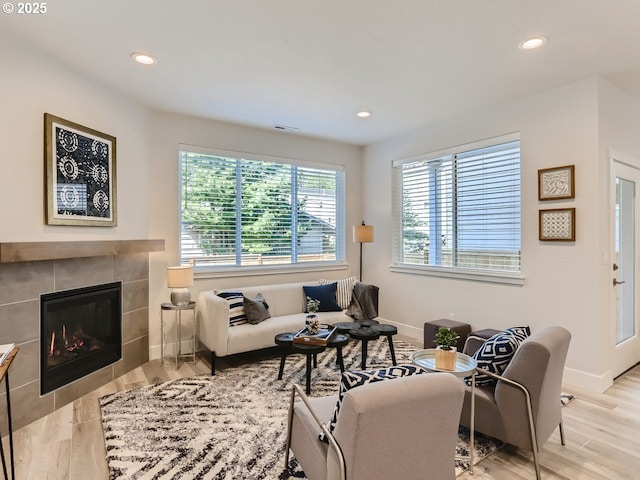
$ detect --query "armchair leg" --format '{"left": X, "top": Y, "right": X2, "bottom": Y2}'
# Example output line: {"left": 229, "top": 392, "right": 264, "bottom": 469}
{"left": 559, "top": 420, "right": 566, "bottom": 446}
{"left": 284, "top": 385, "right": 296, "bottom": 469}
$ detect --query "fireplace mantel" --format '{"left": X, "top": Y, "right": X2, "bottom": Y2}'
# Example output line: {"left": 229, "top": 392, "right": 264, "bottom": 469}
{"left": 0, "top": 239, "right": 165, "bottom": 263}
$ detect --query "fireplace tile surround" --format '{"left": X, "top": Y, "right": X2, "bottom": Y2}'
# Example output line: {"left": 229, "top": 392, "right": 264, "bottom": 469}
{"left": 0, "top": 240, "right": 163, "bottom": 432}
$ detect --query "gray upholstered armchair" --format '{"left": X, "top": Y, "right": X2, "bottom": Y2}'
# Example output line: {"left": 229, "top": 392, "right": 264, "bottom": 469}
{"left": 285, "top": 372, "right": 465, "bottom": 480}
{"left": 460, "top": 326, "right": 571, "bottom": 480}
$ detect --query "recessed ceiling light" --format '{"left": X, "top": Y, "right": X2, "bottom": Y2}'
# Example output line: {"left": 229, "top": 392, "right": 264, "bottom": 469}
{"left": 356, "top": 110, "right": 372, "bottom": 118}
{"left": 518, "top": 36, "right": 548, "bottom": 50}
{"left": 130, "top": 52, "right": 157, "bottom": 65}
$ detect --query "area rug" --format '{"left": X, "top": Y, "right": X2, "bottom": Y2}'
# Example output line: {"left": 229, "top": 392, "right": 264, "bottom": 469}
{"left": 100, "top": 338, "right": 502, "bottom": 480}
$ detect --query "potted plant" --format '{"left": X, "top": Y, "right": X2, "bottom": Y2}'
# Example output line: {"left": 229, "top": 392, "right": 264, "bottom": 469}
{"left": 433, "top": 327, "right": 460, "bottom": 371}
{"left": 306, "top": 297, "right": 321, "bottom": 334}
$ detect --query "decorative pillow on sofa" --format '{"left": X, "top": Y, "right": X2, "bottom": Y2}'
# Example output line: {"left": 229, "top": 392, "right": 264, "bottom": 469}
{"left": 217, "top": 292, "right": 248, "bottom": 327}
{"left": 303, "top": 283, "right": 342, "bottom": 312}
{"left": 468, "top": 326, "right": 531, "bottom": 386}
{"left": 320, "top": 276, "right": 357, "bottom": 309}
{"left": 319, "top": 365, "right": 425, "bottom": 442}
{"left": 243, "top": 293, "right": 271, "bottom": 324}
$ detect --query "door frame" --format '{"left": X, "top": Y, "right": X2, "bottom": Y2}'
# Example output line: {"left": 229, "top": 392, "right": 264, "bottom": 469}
{"left": 610, "top": 149, "right": 640, "bottom": 377}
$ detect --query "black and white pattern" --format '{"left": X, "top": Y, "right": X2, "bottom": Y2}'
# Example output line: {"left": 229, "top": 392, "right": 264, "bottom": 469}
{"left": 55, "top": 126, "right": 112, "bottom": 218}
{"left": 99, "top": 339, "right": 502, "bottom": 479}
{"left": 217, "top": 291, "right": 248, "bottom": 326}
{"left": 470, "top": 326, "right": 531, "bottom": 386}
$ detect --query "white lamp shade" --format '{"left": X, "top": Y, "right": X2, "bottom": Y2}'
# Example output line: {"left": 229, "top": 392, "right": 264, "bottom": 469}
{"left": 353, "top": 224, "right": 374, "bottom": 243}
{"left": 167, "top": 266, "right": 193, "bottom": 288}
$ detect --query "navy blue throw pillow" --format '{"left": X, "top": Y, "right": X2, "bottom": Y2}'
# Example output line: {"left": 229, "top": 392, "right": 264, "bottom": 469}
{"left": 303, "top": 283, "right": 342, "bottom": 312}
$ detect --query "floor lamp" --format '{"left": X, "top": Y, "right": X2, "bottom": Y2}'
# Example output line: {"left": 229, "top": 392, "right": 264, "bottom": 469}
{"left": 353, "top": 221, "right": 374, "bottom": 281}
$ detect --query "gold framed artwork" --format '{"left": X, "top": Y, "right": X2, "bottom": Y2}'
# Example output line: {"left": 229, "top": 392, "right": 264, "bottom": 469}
{"left": 538, "top": 164, "right": 575, "bottom": 201}
{"left": 44, "top": 113, "right": 117, "bottom": 226}
{"left": 539, "top": 208, "right": 575, "bottom": 241}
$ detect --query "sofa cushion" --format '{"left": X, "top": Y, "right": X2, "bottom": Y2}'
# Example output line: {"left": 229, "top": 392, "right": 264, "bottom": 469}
{"left": 320, "top": 276, "right": 357, "bottom": 309}
{"left": 320, "top": 365, "right": 425, "bottom": 442}
{"left": 217, "top": 291, "right": 248, "bottom": 327}
{"left": 469, "top": 326, "right": 531, "bottom": 386}
{"left": 303, "top": 283, "right": 342, "bottom": 312}
{"left": 243, "top": 293, "right": 271, "bottom": 324}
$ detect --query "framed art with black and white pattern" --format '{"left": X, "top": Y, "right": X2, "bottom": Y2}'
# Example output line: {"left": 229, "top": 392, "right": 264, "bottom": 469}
{"left": 538, "top": 164, "right": 575, "bottom": 201}
{"left": 539, "top": 208, "right": 575, "bottom": 241}
{"left": 44, "top": 113, "right": 117, "bottom": 226}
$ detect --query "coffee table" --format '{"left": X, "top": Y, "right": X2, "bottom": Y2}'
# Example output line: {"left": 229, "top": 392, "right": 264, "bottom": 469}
{"left": 412, "top": 349, "right": 478, "bottom": 474}
{"left": 275, "top": 331, "right": 349, "bottom": 394}
{"left": 333, "top": 320, "right": 398, "bottom": 369}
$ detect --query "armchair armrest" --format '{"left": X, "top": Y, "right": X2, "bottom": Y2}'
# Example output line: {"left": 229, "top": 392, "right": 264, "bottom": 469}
{"left": 472, "top": 368, "right": 539, "bottom": 453}
{"left": 285, "top": 384, "right": 346, "bottom": 480}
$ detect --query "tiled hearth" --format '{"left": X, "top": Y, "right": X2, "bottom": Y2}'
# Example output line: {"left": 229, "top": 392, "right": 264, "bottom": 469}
{"left": 0, "top": 240, "right": 163, "bottom": 432}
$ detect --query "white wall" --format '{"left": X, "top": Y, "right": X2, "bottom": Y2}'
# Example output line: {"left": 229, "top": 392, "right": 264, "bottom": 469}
{"left": 363, "top": 77, "right": 612, "bottom": 391}
{"left": 0, "top": 29, "right": 152, "bottom": 241}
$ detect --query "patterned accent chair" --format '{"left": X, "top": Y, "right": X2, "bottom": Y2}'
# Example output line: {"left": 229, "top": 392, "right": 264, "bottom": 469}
{"left": 285, "top": 372, "right": 465, "bottom": 480}
{"left": 460, "top": 326, "right": 571, "bottom": 480}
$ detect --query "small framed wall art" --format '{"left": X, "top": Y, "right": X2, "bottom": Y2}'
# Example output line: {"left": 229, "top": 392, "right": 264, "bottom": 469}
{"left": 539, "top": 208, "right": 575, "bottom": 241}
{"left": 44, "top": 113, "right": 117, "bottom": 226}
{"left": 538, "top": 164, "right": 575, "bottom": 201}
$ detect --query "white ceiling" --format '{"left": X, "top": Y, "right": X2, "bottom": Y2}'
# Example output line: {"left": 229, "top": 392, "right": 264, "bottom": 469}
{"left": 5, "top": 0, "right": 640, "bottom": 145}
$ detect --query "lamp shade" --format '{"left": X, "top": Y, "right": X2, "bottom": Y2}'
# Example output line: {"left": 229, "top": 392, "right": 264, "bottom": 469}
{"left": 353, "top": 224, "right": 374, "bottom": 243}
{"left": 167, "top": 266, "right": 193, "bottom": 288}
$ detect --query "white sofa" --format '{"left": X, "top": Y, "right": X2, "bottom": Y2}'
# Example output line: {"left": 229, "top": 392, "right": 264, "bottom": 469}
{"left": 196, "top": 281, "right": 372, "bottom": 374}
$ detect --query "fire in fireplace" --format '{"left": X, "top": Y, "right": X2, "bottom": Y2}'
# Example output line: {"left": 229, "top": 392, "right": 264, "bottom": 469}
{"left": 40, "top": 281, "right": 122, "bottom": 395}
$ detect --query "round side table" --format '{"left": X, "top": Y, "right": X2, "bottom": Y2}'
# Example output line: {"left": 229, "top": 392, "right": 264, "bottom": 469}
{"left": 349, "top": 327, "right": 380, "bottom": 370}
{"left": 160, "top": 301, "right": 197, "bottom": 369}
{"left": 411, "top": 349, "right": 478, "bottom": 474}
{"left": 372, "top": 324, "right": 398, "bottom": 366}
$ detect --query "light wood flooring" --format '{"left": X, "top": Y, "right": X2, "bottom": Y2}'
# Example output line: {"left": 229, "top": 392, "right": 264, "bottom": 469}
{"left": 3, "top": 336, "right": 640, "bottom": 480}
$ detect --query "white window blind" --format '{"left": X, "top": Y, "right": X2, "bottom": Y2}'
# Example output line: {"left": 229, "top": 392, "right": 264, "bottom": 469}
{"left": 393, "top": 136, "right": 521, "bottom": 273}
{"left": 179, "top": 147, "right": 345, "bottom": 268}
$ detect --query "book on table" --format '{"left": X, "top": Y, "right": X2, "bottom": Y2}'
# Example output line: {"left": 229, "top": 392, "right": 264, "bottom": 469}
{"left": 0, "top": 343, "right": 15, "bottom": 365}
{"left": 293, "top": 325, "right": 337, "bottom": 346}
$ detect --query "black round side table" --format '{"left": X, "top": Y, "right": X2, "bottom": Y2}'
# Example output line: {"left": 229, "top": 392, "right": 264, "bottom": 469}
{"left": 349, "top": 327, "right": 380, "bottom": 370}
{"left": 372, "top": 324, "right": 398, "bottom": 366}
{"left": 327, "top": 333, "right": 349, "bottom": 373}
{"left": 292, "top": 343, "right": 326, "bottom": 394}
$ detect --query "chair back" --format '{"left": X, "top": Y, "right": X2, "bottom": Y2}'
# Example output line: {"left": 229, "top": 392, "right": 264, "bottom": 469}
{"left": 328, "top": 372, "right": 464, "bottom": 480}
{"left": 495, "top": 326, "right": 571, "bottom": 450}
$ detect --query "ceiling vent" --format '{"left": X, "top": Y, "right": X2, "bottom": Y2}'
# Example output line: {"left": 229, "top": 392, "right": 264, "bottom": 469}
{"left": 272, "top": 124, "right": 300, "bottom": 133}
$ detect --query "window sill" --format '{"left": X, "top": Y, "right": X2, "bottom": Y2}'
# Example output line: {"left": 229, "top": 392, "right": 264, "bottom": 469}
{"left": 389, "top": 264, "right": 524, "bottom": 286}
{"left": 194, "top": 262, "right": 349, "bottom": 280}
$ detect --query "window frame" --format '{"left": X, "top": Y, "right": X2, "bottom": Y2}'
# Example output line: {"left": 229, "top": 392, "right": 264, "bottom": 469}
{"left": 178, "top": 144, "right": 347, "bottom": 277}
{"left": 391, "top": 133, "right": 524, "bottom": 285}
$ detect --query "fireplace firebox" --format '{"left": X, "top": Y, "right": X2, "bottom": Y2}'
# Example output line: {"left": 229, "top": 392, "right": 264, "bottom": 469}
{"left": 40, "top": 281, "right": 122, "bottom": 395}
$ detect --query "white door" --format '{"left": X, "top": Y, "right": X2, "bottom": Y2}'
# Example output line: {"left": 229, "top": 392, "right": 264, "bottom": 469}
{"left": 612, "top": 158, "right": 640, "bottom": 377}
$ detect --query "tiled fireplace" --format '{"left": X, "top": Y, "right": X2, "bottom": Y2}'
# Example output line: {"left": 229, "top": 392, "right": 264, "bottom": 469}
{"left": 0, "top": 240, "right": 163, "bottom": 432}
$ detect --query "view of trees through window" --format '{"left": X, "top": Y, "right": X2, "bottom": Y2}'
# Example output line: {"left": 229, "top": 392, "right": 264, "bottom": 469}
{"left": 179, "top": 149, "right": 344, "bottom": 267}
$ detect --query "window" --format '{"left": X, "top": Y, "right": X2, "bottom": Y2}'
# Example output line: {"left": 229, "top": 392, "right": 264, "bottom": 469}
{"left": 392, "top": 134, "right": 521, "bottom": 277}
{"left": 179, "top": 146, "right": 345, "bottom": 270}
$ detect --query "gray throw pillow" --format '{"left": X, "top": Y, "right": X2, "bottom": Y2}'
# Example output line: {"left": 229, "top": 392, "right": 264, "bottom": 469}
{"left": 243, "top": 293, "right": 270, "bottom": 324}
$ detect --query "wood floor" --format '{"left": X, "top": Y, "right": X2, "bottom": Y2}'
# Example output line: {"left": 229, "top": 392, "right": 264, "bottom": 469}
{"left": 3, "top": 337, "right": 639, "bottom": 480}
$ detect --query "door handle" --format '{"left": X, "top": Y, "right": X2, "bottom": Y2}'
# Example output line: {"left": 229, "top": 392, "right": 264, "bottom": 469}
{"left": 613, "top": 278, "right": 626, "bottom": 286}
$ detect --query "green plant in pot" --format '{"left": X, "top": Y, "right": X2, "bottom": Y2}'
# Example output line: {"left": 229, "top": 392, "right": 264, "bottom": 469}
{"left": 433, "top": 327, "right": 460, "bottom": 370}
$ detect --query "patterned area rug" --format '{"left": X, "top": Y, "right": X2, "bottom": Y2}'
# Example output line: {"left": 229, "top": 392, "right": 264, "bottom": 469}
{"left": 100, "top": 338, "right": 502, "bottom": 479}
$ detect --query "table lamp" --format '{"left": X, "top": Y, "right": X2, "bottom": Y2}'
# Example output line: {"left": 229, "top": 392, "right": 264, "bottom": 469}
{"left": 167, "top": 265, "right": 193, "bottom": 306}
